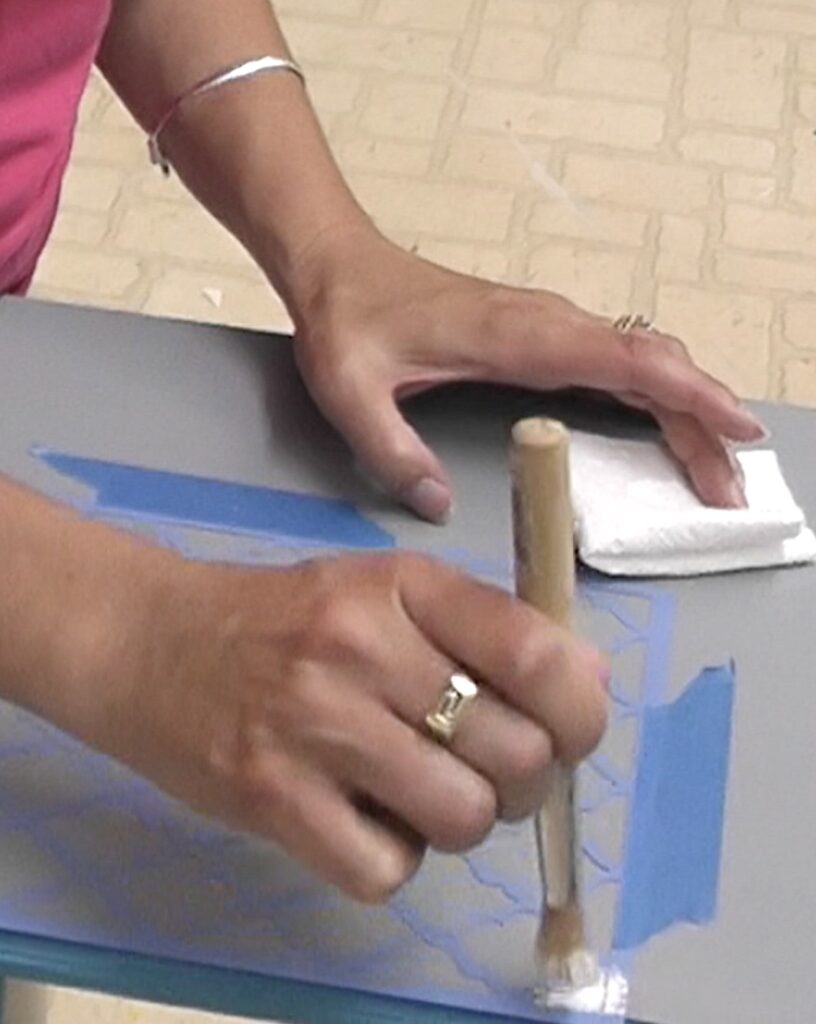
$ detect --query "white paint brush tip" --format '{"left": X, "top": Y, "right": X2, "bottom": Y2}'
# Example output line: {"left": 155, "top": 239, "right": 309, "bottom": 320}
{"left": 544, "top": 948, "right": 601, "bottom": 990}
{"left": 534, "top": 967, "right": 629, "bottom": 1016}
{"left": 537, "top": 904, "right": 598, "bottom": 988}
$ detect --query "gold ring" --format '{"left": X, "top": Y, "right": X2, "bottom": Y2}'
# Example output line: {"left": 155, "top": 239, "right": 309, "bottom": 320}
{"left": 425, "top": 672, "right": 479, "bottom": 745}
{"left": 613, "top": 313, "right": 655, "bottom": 334}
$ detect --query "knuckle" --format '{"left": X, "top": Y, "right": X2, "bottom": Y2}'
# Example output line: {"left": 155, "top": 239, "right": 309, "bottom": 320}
{"left": 283, "top": 663, "right": 332, "bottom": 720}
{"left": 626, "top": 330, "right": 659, "bottom": 354}
{"left": 501, "top": 727, "right": 553, "bottom": 789}
{"left": 479, "top": 287, "right": 521, "bottom": 338}
{"left": 652, "top": 329, "right": 689, "bottom": 359}
{"left": 433, "top": 781, "right": 497, "bottom": 853}
{"left": 500, "top": 778, "right": 549, "bottom": 823}
{"left": 231, "top": 753, "right": 295, "bottom": 830}
{"left": 393, "top": 550, "right": 455, "bottom": 599}
{"left": 511, "top": 628, "right": 568, "bottom": 691}
{"left": 619, "top": 329, "right": 684, "bottom": 379}
{"left": 348, "top": 550, "right": 410, "bottom": 589}
{"left": 394, "top": 550, "right": 437, "bottom": 581}
{"left": 310, "top": 591, "right": 369, "bottom": 659}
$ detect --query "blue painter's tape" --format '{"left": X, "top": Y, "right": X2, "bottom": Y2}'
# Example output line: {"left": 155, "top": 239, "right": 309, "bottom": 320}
{"left": 33, "top": 448, "right": 394, "bottom": 550}
{"left": 613, "top": 663, "right": 735, "bottom": 950}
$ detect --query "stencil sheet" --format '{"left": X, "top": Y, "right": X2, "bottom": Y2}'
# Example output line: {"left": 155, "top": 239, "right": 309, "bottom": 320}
{"left": 0, "top": 499, "right": 674, "bottom": 1022}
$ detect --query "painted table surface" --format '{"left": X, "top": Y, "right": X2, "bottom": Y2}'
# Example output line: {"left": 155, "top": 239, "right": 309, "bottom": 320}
{"left": 0, "top": 296, "right": 814, "bottom": 1024}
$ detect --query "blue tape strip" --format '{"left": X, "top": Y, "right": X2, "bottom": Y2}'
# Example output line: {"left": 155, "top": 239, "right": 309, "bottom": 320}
{"left": 33, "top": 448, "right": 394, "bottom": 550}
{"left": 613, "top": 664, "right": 735, "bottom": 950}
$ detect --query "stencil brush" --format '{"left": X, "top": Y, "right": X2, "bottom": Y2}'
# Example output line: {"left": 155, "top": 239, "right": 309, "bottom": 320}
{"left": 510, "top": 418, "right": 600, "bottom": 994}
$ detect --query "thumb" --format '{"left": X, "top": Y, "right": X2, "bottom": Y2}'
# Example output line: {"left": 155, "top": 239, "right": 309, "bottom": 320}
{"left": 318, "top": 373, "right": 454, "bottom": 524}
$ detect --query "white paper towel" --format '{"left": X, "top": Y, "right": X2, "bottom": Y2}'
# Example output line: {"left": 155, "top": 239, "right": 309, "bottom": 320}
{"left": 570, "top": 432, "right": 816, "bottom": 577}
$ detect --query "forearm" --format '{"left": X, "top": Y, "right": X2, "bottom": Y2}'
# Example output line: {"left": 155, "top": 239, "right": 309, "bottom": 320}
{"left": 0, "top": 475, "right": 175, "bottom": 742}
{"left": 98, "top": 0, "right": 371, "bottom": 309}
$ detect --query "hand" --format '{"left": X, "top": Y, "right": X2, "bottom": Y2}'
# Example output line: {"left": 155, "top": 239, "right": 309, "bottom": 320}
{"left": 90, "top": 551, "right": 607, "bottom": 903}
{"left": 286, "top": 225, "right": 766, "bottom": 523}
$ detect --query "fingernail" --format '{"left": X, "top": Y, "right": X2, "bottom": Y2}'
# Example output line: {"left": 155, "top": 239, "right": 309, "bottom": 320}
{"left": 586, "top": 649, "right": 611, "bottom": 689}
{"left": 723, "top": 446, "right": 749, "bottom": 508}
{"left": 405, "top": 478, "right": 453, "bottom": 524}
{"left": 728, "top": 479, "right": 749, "bottom": 509}
{"left": 742, "top": 410, "right": 769, "bottom": 441}
{"left": 726, "top": 445, "right": 746, "bottom": 485}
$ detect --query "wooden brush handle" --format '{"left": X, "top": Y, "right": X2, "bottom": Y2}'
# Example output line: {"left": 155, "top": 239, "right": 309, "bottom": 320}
{"left": 510, "top": 417, "right": 577, "bottom": 911}
{"left": 510, "top": 417, "right": 575, "bottom": 626}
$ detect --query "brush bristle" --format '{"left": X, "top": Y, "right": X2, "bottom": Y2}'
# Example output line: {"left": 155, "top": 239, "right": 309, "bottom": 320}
{"left": 534, "top": 967, "right": 629, "bottom": 1015}
{"left": 537, "top": 904, "right": 599, "bottom": 990}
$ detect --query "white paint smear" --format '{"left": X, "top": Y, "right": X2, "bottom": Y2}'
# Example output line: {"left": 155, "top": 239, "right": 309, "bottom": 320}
{"left": 534, "top": 967, "right": 629, "bottom": 1017}
{"left": 446, "top": 69, "right": 597, "bottom": 231}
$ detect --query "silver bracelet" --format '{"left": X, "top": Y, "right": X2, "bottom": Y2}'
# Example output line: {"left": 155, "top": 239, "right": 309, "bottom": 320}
{"left": 147, "top": 55, "right": 306, "bottom": 176}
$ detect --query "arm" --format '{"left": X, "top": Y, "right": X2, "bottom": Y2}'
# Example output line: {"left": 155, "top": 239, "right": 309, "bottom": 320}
{"left": 96, "top": 0, "right": 369, "bottom": 311}
{"left": 98, "top": 0, "right": 765, "bottom": 521}
{"left": 0, "top": 472, "right": 607, "bottom": 900}
{"left": 0, "top": 474, "right": 172, "bottom": 743}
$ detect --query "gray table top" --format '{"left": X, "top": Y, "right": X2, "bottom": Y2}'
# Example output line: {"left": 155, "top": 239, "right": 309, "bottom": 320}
{"left": 0, "top": 295, "right": 814, "bottom": 1024}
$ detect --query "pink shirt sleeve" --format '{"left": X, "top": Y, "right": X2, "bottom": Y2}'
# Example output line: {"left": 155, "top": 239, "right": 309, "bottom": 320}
{"left": 0, "top": 0, "right": 112, "bottom": 295}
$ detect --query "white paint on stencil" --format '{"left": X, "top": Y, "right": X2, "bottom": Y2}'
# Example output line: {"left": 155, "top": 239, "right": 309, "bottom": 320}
{"left": 534, "top": 967, "right": 629, "bottom": 1017}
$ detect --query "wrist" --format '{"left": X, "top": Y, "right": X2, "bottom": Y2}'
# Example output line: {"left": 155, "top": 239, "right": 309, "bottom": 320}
{"left": 72, "top": 549, "right": 217, "bottom": 775}
{"left": 260, "top": 218, "right": 387, "bottom": 330}
{"left": 156, "top": 69, "right": 373, "bottom": 312}
{"left": 1, "top": 507, "right": 185, "bottom": 754}
{"left": 232, "top": 166, "right": 373, "bottom": 303}
{"left": 63, "top": 544, "right": 181, "bottom": 750}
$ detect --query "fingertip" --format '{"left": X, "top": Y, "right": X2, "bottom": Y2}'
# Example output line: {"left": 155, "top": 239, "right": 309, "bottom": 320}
{"left": 576, "top": 640, "right": 610, "bottom": 691}
{"left": 746, "top": 420, "right": 771, "bottom": 444}
{"left": 561, "top": 685, "right": 610, "bottom": 765}
{"left": 721, "top": 407, "right": 768, "bottom": 444}
{"left": 694, "top": 472, "right": 748, "bottom": 510}
{"left": 713, "top": 448, "right": 749, "bottom": 509}
{"left": 403, "top": 477, "right": 454, "bottom": 524}
{"left": 347, "top": 826, "right": 424, "bottom": 904}
{"left": 740, "top": 405, "right": 768, "bottom": 436}
{"left": 554, "top": 645, "right": 611, "bottom": 764}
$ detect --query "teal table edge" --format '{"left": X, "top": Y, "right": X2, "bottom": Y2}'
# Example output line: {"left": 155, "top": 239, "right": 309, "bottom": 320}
{"left": 0, "top": 928, "right": 651, "bottom": 1023}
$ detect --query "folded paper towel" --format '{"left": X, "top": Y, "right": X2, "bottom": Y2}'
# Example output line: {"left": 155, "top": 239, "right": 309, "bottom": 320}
{"left": 570, "top": 432, "right": 816, "bottom": 576}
